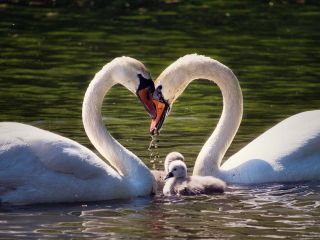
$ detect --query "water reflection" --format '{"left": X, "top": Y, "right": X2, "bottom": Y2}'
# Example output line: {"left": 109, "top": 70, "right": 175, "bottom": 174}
{"left": 1, "top": 0, "right": 320, "bottom": 239}
{"left": 2, "top": 184, "right": 319, "bottom": 239}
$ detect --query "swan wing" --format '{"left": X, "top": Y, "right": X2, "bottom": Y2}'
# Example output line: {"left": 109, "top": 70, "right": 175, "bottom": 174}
{"left": 221, "top": 110, "right": 320, "bottom": 183}
{"left": 0, "top": 122, "right": 125, "bottom": 203}
{"left": 0, "top": 122, "right": 118, "bottom": 187}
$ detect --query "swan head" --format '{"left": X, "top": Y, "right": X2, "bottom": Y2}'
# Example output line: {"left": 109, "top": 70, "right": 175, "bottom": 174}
{"left": 149, "top": 54, "right": 200, "bottom": 134}
{"left": 149, "top": 85, "right": 171, "bottom": 134}
{"left": 136, "top": 73, "right": 157, "bottom": 119}
{"left": 164, "top": 151, "right": 185, "bottom": 173}
{"left": 165, "top": 160, "right": 187, "bottom": 180}
{"left": 111, "top": 57, "right": 157, "bottom": 119}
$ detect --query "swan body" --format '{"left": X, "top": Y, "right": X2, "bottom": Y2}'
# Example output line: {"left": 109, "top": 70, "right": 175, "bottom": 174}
{"left": 0, "top": 122, "right": 128, "bottom": 203}
{"left": 221, "top": 110, "right": 320, "bottom": 184}
{"left": 0, "top": 57, "right": 156, "bottom": 204}
{"left": 151, "top": 54, "right": 320, "bottom": 184}
{"left": 163, "top": 156, "right": 226, "bottom": 196}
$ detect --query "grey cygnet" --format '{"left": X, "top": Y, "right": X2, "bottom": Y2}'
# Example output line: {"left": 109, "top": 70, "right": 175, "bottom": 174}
{"left": 151, "top": 152, "right": 184, "bottom": 192}
{"left": 163, "top": 153, "right": 226, "bottom": 196}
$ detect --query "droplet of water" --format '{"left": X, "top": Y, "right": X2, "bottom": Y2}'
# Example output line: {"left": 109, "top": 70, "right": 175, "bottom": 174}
{"left": 148, "top": 135, "right": 161, "bottom": 169}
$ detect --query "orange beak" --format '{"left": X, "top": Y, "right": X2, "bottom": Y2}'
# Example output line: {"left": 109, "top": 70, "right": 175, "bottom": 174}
{"left": 137, "top": 88, "right": 157, "bottom": 119}
{"left": 150, "top": 99, "right": 169, "bottom": 135}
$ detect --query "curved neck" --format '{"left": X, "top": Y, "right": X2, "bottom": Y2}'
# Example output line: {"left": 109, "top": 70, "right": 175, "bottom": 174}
{"left": 159, "top": 55, "right": 243, "bottom": 177}
{"left": 82, "top": 65, "right": 153, "bottom": 192}
{"left": 193, "top": 65, "right": 243, "bottom": 177}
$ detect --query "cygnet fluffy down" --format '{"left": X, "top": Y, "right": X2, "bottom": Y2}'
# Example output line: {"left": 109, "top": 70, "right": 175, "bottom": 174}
{"left": 163, "top": 158, "right": 226, "bottom": 196}
{"left": 151, "top": 152, "right": 184, "bottom": 192}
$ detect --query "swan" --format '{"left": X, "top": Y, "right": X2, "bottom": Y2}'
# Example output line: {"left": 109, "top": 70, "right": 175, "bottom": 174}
{"left": 151, "top": 151, "right": 185, "bottom": 191}
{"left": 163, "top": 153, "right": 226, "bottom": 196}
{"left": 0, "top": 57, "right": 157, "bottom": 205}
{"left": 150, "top": 54, "right": 320, "bottom": 184}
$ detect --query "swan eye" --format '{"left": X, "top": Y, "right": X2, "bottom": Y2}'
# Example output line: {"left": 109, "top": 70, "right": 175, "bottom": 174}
{"left": 173, "top": 168, "right": 177, "bottom": 171}
{"left": 153, "top": 86, "right": 165, "bottom": 102}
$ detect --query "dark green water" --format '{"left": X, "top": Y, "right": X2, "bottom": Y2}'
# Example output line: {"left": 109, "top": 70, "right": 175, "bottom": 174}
{"left": 1, "top": 1, "right": 320, "bottom": 239}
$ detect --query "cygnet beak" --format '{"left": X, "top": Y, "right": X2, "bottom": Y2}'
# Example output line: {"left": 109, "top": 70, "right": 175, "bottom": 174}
{"left": 164, "top": 171, "right": 174, "bottom": 180}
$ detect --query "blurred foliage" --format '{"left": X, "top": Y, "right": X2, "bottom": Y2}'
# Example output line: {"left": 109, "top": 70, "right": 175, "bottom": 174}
{"left": 2, "top": 0, "right": 320, "bottom": 9}
{"left": 1, "top": 0, "right": 165, "bottom": 9}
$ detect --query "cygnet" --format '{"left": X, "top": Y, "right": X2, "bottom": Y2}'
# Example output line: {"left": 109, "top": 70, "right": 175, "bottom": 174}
{"left": 151, "top": 152, "right": 184, "bottom": 192}
{"left": 163, "top": 158, "right": 226, "bottom": 196}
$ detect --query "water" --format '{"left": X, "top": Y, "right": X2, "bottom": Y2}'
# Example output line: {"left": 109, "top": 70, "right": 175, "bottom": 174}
{"left": 1, "top": 185, "right": 320, "bottom": 239}
{"left": 1, "top": 0, "right": 320, "bottom": 239}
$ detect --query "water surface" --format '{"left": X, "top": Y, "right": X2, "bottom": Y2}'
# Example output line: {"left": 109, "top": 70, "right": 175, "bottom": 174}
{"left": 0, "top": 1, "right": 320, "bottom": 239}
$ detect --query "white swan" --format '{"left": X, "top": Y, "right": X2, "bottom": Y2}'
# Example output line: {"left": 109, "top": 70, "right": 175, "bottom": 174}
{"left": 0, "top": 57, "right": 157, "bottom": 205}
{"left": 150, "top": 54, "right": 320, "bottom": 184}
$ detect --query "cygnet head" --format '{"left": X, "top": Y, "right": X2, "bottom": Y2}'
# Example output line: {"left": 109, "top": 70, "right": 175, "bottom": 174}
{"left": 164, "top": 151, "right": 185, "bottom": 173}
{"left": 165, "top": 160, "right": 187, "bottom": 180}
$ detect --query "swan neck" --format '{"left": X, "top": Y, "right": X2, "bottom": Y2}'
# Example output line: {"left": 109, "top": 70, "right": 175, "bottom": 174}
{"left": 82, "top": 65, "right": 153, "bottom": 194}
{"left": 159, "top": 56, "right": 242, "bottom": 177}
{"left": 191, "top": 60, "right": 243, "bottom": 177}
